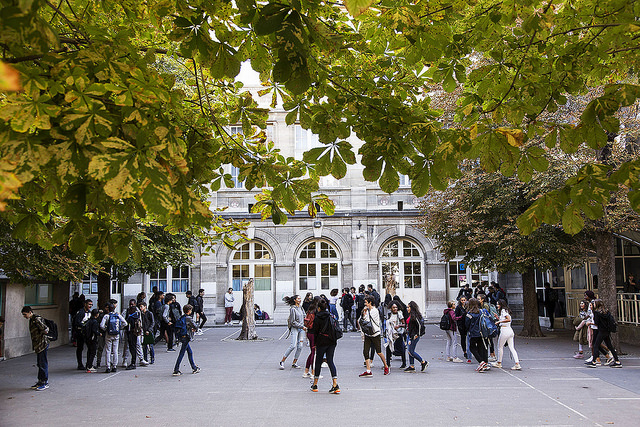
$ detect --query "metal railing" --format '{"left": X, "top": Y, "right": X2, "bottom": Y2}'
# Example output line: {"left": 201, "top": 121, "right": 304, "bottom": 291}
{"left": 617, "top": 293, "right": 640, "bottom": 326}
{"left": 566, "top": 292, "right": 640, "bottom": 326}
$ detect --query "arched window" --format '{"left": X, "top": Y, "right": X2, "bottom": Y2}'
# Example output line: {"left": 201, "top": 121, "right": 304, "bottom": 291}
{"left": 297, "top": 240, "right": 340, "bottom": 291}
{"left": 380, "top": 239, "right": 422, "bottom": 289}
{"left": 230, "top": 242, "right": 273, "bottom": 291}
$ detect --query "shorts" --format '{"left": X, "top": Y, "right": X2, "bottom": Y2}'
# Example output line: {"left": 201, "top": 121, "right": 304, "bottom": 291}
{"left": 363, "top": 334, "right": 382, "bottom": 359}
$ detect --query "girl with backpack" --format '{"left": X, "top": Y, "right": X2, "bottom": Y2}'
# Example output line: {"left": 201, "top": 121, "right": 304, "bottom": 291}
{"left": 303, "top": 297, "right": 321, "bottom": 378}
{"left": 585, "top": 299, "right": 622, "bottom": 368}
{"left": 443, "top": 301, "right": 464, "bottom": 363}
{"left": 309, "top": 298, "right": 340, "bottom": 394}
{"left": 465, "top": 298, "right": 489, "bottom": 372}
{"left": 404, "top": 301, "right": 428, "bottom": 372}
{"left": 279, "top": 295, "right": 306, "bottom": 370}
{"left": 491, "top": 299, "right": 521, "bottom": 370}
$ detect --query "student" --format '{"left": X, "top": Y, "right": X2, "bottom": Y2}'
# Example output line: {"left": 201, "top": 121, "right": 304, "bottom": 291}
{"left": 586, "top": 299, "right": 622, "bottom": 368}
{"left": 385, "top": 302, "right": 406, "bottom": 369}
{"left": 100, "top": 303, "right": 127, "bottom": 373}
{"left": 303, "top": 297, "right": 320, "bottom": 378}
{"left": 572, "top": 300, "right": 589, "bottom": 359}
{"left": 224, "top": 288, "right": 234, "bottom": 325}
{"left": 196, "top": 289, "right": 207, "bottom": 331}
{"left": 359, "top": 295, "right": 389, "bottom": 376}
{"left": 21, "top": 306, "right": 50, "bottom": 391}
{"left": 84, "top": 309, "right": 101, "bottom": 372}
{"left": 162, "top": 293, "right": 179, "bottom": 351}
{"left": 455, "top": 297, "right": 470, "bottom": 362}
{"left": 492, "top": 299, "right": 521, "bottom": 370}
{"left": 279, "top": 295, "right": 306, "bottom": 370}
{"left": 328, "top": 289, "right": 340, "bottom": 319}
{"left": 123, "top": 299, "right": 148, "bottom": 370}
{"left": 72, "top": 298, "right": 93, "bottom": 370}
{"left": 465, "top": 298, "right": 489, "bottom": 372}
{"left": 404, "top": 301, "right": 428, "bottom": 372}
{"left": 95, "top": 304, "right": 109, "bottom": 368}
{"left": 139, "top": 302, "right": 155, "bottom": 364}
{"left": 310, "top": 298, "right": 340, "bottom": 394}
{"left": 478, "top": 293, "right": 497, "bottom": 361}
{"left": 443, "top": 301, "right": 463, "bottom": 363}
{"left": 172, "top": 304, "right": 200, "bottom": 376}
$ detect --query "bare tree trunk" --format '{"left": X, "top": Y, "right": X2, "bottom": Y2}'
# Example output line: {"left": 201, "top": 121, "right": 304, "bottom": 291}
{"left": 520, "top": 268, "right": 544, "bottom": 337}
{"left": 595, "top": 230, "right": 620, "bottom": 351}
{"left": 97, "top": 270, "right": 111, "bottom": 310}
{"left": 238, "top": 279, "right": 257, "bottom": 340}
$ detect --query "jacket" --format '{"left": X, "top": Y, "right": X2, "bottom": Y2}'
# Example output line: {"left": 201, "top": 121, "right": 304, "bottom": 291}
{"left": 465, "top": 312, "right": 482, "bottom": 338}
{"left": 455, "top": 304, "right": 467, "bottom": 333}
{"left": 141, "top": 310, "right": 155, "bottom": 334}
{"left": 444, "top": 308, "right": 458, "bottom": 332}
{"left": 224, "top": 292, "right": 234, "bottom": 308}
{"left": 84, "top": 317, "right": 100, "bottom": 342}
{"left": 188, "top": 295, "right": 199, "bottom": 312}
{"left": 73, "top": 308, "right": 91, "bottom": 332}
{"left": 29, "top": 314, "right": 49, "bottom": 353}
{"left": 406, "top": 314, "right": 421, "bottom": 338}
{"left": 311, "top": 310, "right": 336, "bottom": 346}
{"left": 287, "top": 306, "right": 305, "bottom": 330}
{"left": 195, "top": 295, "right": 204, "bottom": 313}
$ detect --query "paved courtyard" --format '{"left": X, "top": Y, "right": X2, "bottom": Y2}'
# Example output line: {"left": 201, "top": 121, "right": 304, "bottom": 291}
{"left": 1, "top": 325, "right": 639, "bottom": 427}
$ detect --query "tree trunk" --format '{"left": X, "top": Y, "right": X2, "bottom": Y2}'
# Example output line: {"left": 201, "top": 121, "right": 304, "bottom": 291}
{"left": 238, "top": 279, "right": 257, "bottom": 340}
{"left": 520, "top": 268, "right": 544, "bottom": 337}
{"left": 97, "top": 270, "right": 111, "bottom": 310}
{"left": 595, "top": 230, "right": 620, "bottom": 351}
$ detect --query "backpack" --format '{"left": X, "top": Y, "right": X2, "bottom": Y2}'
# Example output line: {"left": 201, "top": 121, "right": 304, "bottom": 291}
{"left": 188, "top": 296, "right": 199, "bottom": 312}
{"left": 479, "top": 309, "right": 498, "bottom": 338}
{"left": 320, "top": 313, "right": 343, "bottom": 342}
{"left": 107, "top": 313, "right": 121, "bottom": 335}
{"left": 439, "top": 312, "right": 452, "bottom": 331}
{"left": 417, "top": 316, "right": 426, "bottom": 336}
{"left": 42, "top": 317, "right": 58, "bottom": 341}
{"left": 356, "top": 294, "right": 365, "bottom": 310}
{"left": 603, "top": 312, "right": 618, "bottom": 333}
{"left": 174, "top": 315, "right": 189, "bottom": 340}
{"left": 82, "top": 319, "right": 95, "bottom": 341}
{"left": 170, "top": 303, "right": 181, "bottom": 323}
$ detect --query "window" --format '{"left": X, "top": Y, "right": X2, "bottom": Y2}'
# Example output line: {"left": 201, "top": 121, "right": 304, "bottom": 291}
{"left": 295, "top": 125, "right": 321, "bottom": 160}
{"left": 448, "top": 261, "right": 467, "bottom": 288}
{"left": 172, "top": 265, "right": 190, "bottom": 293}
{"left": 616, "top": 237, "right": 640, "bottom": 288}
{"left": 24, "top": 283, "right": 53, "bottom": 306}
{"left": 231, "top": 242, "right": 273, "bottom": 291}
{"left": 297, "top": 240, "right": 340, "bottom": 291}
{"left": 82, "top": 273, "right": 98, "bottom": 294}
{"left": 150, "top": 268, "right": 168, "bottom": 293}
{"left": 380, "top": 239, "right": 422, "bottom": 289}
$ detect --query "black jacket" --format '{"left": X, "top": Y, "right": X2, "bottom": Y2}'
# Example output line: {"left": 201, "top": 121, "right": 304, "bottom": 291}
{"left": 407, "top": 314, "right": 421, "bottom": 338}
{"left": 311, "top": 310, "right": 336, "bottom": 347}
{"left": 455, "top": 304, "right": 467, "bottom": 333}
{"left": 84, "top": 317, "right": 100, "bottom": 342}
{"left": 141, "top": 310, "right": 155, "bottom": 334}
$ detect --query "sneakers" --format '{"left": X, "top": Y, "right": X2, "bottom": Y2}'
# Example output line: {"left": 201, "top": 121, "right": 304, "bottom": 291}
{"left": 452, "top": 357, "right": 464, "bottom": 363}
{"left": 384, "top": 366, "right": 390, "bottom": 375}
{"left": 86, "top": 367, "right": 97, "bottom": 373}
{"left": 476, "top": 362, "right": 487, "bottom": 372}
{"left": 279, "top": 361, "right": 285, "bottom": 370}
{"left": 105, "top": 368, "right": 111, "bottom": 374}
{"left": 292, "top": 363, "right": 302, "bottom": 369}
{"left": 310, "top": 384, "right": 318, "bottom": 392}
{"left": 111, "top": 367, "right": 117, "bottom": 373}
{"left": 511, "top": 364, "right": 522, "bottom": 370}
{"left": 585, "top": 356, "right": 593, "bottom": 363}
{"left": 329, "top": 385, "right": 341, "bottom": 394}
{"left": 491, "top": 362, "right": 502, "bottom": 368}
{"left": 488, "top": 355, "right": 497, "bottom": 362}
{"left": 611, "top": 361, "right": 622, "bottom": 368}
{"left": 35, "top": 383, "right": 49, "bottom": 391}
{"left": 302, "top": 372, "right": 311, "bottom": 378}
{"left": 77, "top": 365, "right": 86, "bottom": 371}
{"left": 172, "top": 371, "right": 182, "bottom": 376}
{"left": 404, "top": 366, "right": 415, "bottom": 372}
{"left": 399, "top": 364, "right": 406, "bottom": 369}
{"left": 604, "top": 357, "right": 615, "bottom": 366}
{"left": 192, "top": 366, "right": 201, "bottom": 374}
{"left": 126, "top": 364, "right": 136, "bottom": 370}
{"left": 595, "top": 358, "right": 602, "bottom": 366}
{"left": 30, "top": 383, "right": 41, "bottom": 390}
{"left": 139, "top": 360, "right": 149, "bottom": 366}
{"left": 573, "top": 352, "right": 584, "bottom": 359}
{"left": 585, "top": 361, "right": 597, "bottom": 368}
{"left": 359, "top": 371, "right": 373, "bottom": 377}
{"left": 167, "top": 348, "right": 176, "bottom": 352}
{"left": 446, "top": 357, "right": 453, "bottom": 362}
{"left": 420, "top": 361, "right": 428, "bottom": 372}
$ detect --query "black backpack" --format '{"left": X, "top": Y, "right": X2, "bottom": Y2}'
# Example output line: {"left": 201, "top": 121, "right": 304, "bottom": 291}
{"left": 439, "top": 312, "right": 451, "bottom": 331}
{"left": 320, "top": 314, "right": 343, "bottom": 342}
{"left": 170, "top": 302, "right": 181, "bottom": 323}
{"left": 42, "top": 317, "right": 58, "bottom": 341}
{"left": 418, "top": 316, "right": 426, "bottom": 336}
{"left": 356, "top": 294, "right": 365, "bottom": 310}
{"left": 604, "top": 312, "right": 618, "bottom": 333}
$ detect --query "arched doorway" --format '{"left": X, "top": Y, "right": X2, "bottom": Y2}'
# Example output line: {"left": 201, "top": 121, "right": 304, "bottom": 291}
{"left": 230, "top": 241, "right": 274, "bottom": 314}
{"left": 380, "top": 239, "right": 425, "bottom": 312}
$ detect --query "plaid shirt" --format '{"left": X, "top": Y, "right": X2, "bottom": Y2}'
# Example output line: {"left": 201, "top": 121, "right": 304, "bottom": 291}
{"left": 29, "top": 315, "right": 49, "bottom": 353}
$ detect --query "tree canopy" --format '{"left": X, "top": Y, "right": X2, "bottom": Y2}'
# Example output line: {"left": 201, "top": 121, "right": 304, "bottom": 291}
{"left": 1, "top": 0, "right": 639, "bottom": 262}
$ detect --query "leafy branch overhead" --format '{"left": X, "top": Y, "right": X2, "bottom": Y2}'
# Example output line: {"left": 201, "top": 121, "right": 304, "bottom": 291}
{"left": 1, "top": 0, "right": 640, "bottom": 262}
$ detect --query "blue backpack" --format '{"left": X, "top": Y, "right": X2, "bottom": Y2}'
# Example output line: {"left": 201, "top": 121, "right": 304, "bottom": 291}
{"left": 175, "top": 315, "right": 189, "bottom": 340}
{"left": 479, "top": 309, "right": 498, "bottom": 338}
{"left": 107, "top": 313, "right": 120, "bottom": 335}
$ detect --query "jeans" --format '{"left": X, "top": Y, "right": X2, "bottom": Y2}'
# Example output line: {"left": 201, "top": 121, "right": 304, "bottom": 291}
{"left": 198, "top": 312, "right": 207, "bottom": 329}
{"left": 86, "top": 340, "right": 98, "bottom": 369}
{"left": 283, "top": 328, "right": 304, "bottom": 360}
{"left": 104, "top": 335, "right": 120, "bottom": 368}
{"left": 407, "top": 336, "right": 424, "bottom": 365}
{"left": 343, "top": 308, "right": 356, "bottom": 331}
{"left": 36, "top": 346, "right": 48, "bottom": 384}
{"left": 445, "top": 330, "right": 460, "bottom": 358}
{"left": 174, "top": 338, "right": 196, "bottom": 372}
{"left": 305, "top": 333, "right": 316, "bottom": 370}
{"left": 75, "top": 333, "right": 87, "bottom": 368}
{"left": 314, "top": 345, "right": 337, "bottom": 379}
{"left": 329, "top": 304, "right": 338, "bottom": 319}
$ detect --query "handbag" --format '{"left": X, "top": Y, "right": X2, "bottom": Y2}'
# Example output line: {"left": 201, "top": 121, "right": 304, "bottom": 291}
{"left": 359, "top": 311, "right": 378, "bottom": 337}
{"left": 142, "top": 333, "right": 155, "bottom": 346}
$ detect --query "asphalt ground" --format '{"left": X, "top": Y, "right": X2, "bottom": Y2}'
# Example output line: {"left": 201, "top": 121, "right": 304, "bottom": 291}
{"left": 1, "top": 325, "right": 639, "bottom": 427}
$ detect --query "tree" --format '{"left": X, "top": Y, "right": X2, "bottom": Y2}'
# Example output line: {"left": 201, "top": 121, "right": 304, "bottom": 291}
{"left": 418, "top": 164, "right": 590, "bottom": 336}
{"left": 2, "top": 0, "right": 640, "bottom": 260}
{"left": 239, "top": 278, "right": 258, "bottom": 340}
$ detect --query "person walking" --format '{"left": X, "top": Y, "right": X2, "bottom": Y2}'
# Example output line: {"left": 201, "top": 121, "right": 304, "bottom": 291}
{"left": 443, "top": 301, "right": 463, "bottom": 363}
{"left": 385, "top": 302, "right": 406, "bottom": 369}
{"left": 21, "top": 306, "right": 50, "bottom": 391}
{"left": 491, "top": 299, "right": 521, "bottom": 370}
{"left": 585, "top": 299, "right": 622, "bottom": 368}
{"left": 196, "top": 289, "right": 207, "bottom": 331}
{"left": 404, "top": 301, "right": 428, "bottom": 372}
{"left": 341, "top": 288, "right": 356, "bottom": 332}
{"left": 310, "top": 298, "right": 340, "bottom": 394}
{"left": 172, "top": 304, "right": 201, "bottom": 376}
{"left": 139, "top": 302, "right": 155, "bottom": 364}
{"left": 224, "top": 288, "right": 234, "bottom": 325}
{"left": 84, "top": 309, "right": 101, "bottom": 372}
{"left": 455, "top": 296, "right": 470, "bottom": 362}
{"left": 465, "top": 298, "right": 489, "bottom": 372}
{"left": 359, "top": 295, "right": 389, "bottom": 377}
{"left": 279, "top": 295, "right": 306, "bottom": 370}
{"left": 303, "top": 297, "right": 320, "bottom": 378}
{"left": 72, "top": 298, "right": 93, "bottom": 370}
{"left": 329, "top": 289, "right": 340, "bottom": 319}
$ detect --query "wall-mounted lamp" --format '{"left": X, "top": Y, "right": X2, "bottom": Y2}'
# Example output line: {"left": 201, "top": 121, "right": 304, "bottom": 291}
{"left": 313, "top": 220, "right": 322, "bottom": 228}
{"left": 357, "top": 220, "right": 362, "bottom": 230}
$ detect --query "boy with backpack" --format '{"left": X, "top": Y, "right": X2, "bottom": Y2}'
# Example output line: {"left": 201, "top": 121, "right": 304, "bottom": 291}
{"left": 21, "top": 306, "right": 50, "bottom": 391}
{"left": 172, "top": 304, "right": 200, "bottom": 376}
{"left": 100, "top": 303, "right": 127, "bottom": 373}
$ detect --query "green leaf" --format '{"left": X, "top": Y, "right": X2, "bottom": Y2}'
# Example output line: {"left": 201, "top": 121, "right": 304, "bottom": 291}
{"left": 344, "top": 0, "right": 375, "bottom": 17}
{"left": 379, "top": 164, "right": 399, "bottom": 193}
{"left": 562, "top": 204, "right": 585, "bottom": 235}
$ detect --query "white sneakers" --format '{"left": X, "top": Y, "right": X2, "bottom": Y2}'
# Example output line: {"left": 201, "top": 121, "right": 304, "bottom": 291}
{"left": 452, "top": 357, "right": 464, "bottom": 363}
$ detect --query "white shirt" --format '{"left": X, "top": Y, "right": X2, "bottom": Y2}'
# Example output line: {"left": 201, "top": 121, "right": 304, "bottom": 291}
{"left": 224, "top": 292, "right": 234, "bottom": 308}
{"left": 499, "top": 309, "right": 511, "bottom": 328}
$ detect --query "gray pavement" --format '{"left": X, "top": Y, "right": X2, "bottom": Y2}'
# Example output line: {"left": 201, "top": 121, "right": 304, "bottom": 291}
{"left": 1, "top": 325, "right": 639, "bottom": 427}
